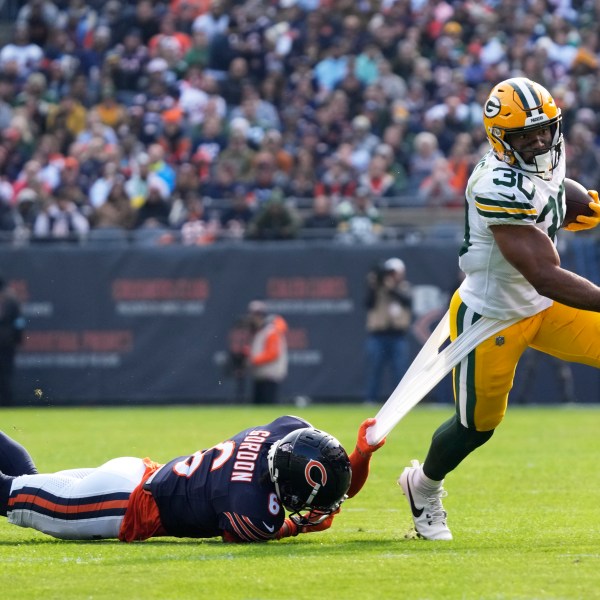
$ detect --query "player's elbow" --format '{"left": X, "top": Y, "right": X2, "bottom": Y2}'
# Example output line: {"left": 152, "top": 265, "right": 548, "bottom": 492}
{"left": 527, "top": 270, "right": 562, "bottom": 299}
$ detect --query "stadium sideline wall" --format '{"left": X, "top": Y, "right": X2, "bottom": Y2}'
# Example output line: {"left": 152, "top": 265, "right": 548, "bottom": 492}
{"left": 1, "top": 240, "right": 598, "bottom": 406}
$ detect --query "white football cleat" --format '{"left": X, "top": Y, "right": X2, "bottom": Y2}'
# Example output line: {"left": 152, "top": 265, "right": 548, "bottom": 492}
{"left": 398, "top": 460, "right": 453, "bottom": 541}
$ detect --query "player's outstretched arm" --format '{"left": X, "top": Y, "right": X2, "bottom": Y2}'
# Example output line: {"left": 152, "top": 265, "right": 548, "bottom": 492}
{"left": 491, "top": 224, "right": 600, "bottom": 312}
{"left": 347, "top": 418, "right": 386, "bottom": 498}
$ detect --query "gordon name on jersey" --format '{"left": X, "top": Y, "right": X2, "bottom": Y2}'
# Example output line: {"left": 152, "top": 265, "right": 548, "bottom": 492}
{"left": 148, "top": 415, "right": 310, "bottom": 541}
{"left": 458, "top": 148, "right": 566, "bottom": 319}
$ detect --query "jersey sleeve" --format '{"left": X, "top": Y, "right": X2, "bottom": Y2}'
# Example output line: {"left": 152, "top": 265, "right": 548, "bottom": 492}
{"left": 220, "top": 512, "right": 282, "bottom": 542}
{"left": 470, "top": 173, "right": 538, "bottom": 227}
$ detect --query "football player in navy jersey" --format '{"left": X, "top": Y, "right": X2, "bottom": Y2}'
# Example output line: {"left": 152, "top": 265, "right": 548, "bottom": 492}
{"left": 0, "top": 415, "right": 385, "bottom": 543}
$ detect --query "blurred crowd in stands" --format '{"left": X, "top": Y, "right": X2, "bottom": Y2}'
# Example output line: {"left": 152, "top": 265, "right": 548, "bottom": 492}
{"left": 1, "top": 0, "right": 600, "bottom": 244}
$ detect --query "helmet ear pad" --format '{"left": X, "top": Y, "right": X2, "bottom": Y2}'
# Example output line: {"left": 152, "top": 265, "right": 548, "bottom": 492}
{"left": 268, "top": 428, "right": 352, "bottom": 516}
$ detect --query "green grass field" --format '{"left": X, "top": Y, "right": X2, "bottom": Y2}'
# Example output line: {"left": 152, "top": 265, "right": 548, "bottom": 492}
{"left": 0, "top": 404, "right": 598, "bottom": 600}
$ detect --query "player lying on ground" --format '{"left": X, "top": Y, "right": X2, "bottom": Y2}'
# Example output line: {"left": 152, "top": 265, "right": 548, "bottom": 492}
{"left": 0, "top": 416, "right": 384, "bottom": 542}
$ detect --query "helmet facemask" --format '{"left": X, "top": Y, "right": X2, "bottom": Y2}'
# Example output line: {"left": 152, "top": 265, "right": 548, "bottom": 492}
{"left": 492, "top": 118, "right": 562, "bottom": 180}
{"left": 267, "top": 429, "right": 351, "bottom": 525}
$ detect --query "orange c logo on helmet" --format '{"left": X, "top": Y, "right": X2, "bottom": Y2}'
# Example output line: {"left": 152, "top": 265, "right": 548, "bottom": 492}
{"left": 305, "top": 460, "right": 327, "bottom": 488}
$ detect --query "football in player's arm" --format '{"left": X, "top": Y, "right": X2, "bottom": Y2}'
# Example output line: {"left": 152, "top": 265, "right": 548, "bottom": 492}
{"left": 0, "top": 416, "right": 385, "bottom": 543}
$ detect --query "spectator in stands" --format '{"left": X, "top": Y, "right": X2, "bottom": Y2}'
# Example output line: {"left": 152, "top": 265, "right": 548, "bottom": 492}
{"left": 565, "top": 122, "right": 600, "bottom": 192}
{"left": 406, "top": 131, "right": 444, "bottom": 198}
{"left": 259, "top": 129, "right": 294, "bottom": 175}
{"left": 219, "top": 57, "right": 250, "bottom": 107}
{"left": 124, "top": 152, "right": 151, "bottom": 209}
{"left": 348, "top": 114, "right": 381, "bottom": 174}
{"left": 0, "top": 0, "right": 600, "bottom": 248}
{"left": 0, "top": 76, "right": 15, "bottom": 131}
{"left": 94, "top": 85, "right": 128, "bottom": 131}
{"left": 149, "top": 11, "right": 192, "bottom": 62}
{"left": 181, "top": 70, "right": 226, "bottom": 130}
{"left": 358, "top": 150, "right": 398, "bottom": 200}
{"left": 0, "top": 24, "right": 43, "bottom": 79}
{"left": 219, "top": 185, "right": 255, "bottom": 240}
{"left": 172, "top": 161, "right": 203, "bottom": 205}
{"left": 14, "top": 72, "right": 52, "bottom": 137}
{"left": 216, "top": 120, "right": 256, "bottom": 184}
{"left": 248, "top": 151, "right": 289, "bottom": 206}
{"left": 336, "top": 186, "right": 383, "bottom": 244}
{"left": 46, "top": 94, "right": 87, "bottom": 141}
{"left": 287, "top": 147, "right": 318, "bottom": 200}
{"left": 13, "top": 188, "right": 41, "bottom": 238}
{"left": 314, "top": 153, "right": 357, "bottom": 203}
{"left": 444, "top": 132, "right": 477, "bottom": 204}
{"left": 246, "top": 190, "right": 298, "bottom": 241}
{"left": 89, "top": 161, "right": 122, "bottom": 209}
{"left": 191, "top": 0, "right": 229, "bottom": 43}
{"left": 183, "top": 28, "right": 211, "bottom": 70}
{"left": 76, "top": 25, "right": 113, "bottom": 93}
{"left": 11, "top": 159, "right": 51, "bottom": 205}
{"left": 90, "top": 177, "right": 135, "bottom": 231}
{"left": 178, "top": 195, "right": 219, "bottom": 245}
{"left": 191, "top": 114, "right": 227, "bottom": 162}
{"left": 147, "top": 143, "right": 177, "bottom": 193}
{"left": 16, "top": 1, "right": 61, "bottom": 35}
{"left": 32, "top": 186, "right": 90, "bottom": 239}
{"left": 0, "top": 128, "right": 28, "bottom": 185}
{"left": 229, "top": 84, "right": 282, "bottom": 144}
{"left": 314, "top": 37, "right": 350, "bottom": 94}
{"left": 376, "top": 57, "right": 407, "bottom": 103}
{"left": 55, "top": 156, "right": 89, "bottom": 214}
{"left": 133, "top": 177, "right": 171, "bottom": 230}
{"left": 105, "top": 28, "right": 149, "bottom": 104}
{"left": 157, "top": 106, "right": 192, "bottom": 164}
{"left": 97, "top": 1, "right": 125, "bottom": 45}
{"left": 115, "top": 0, "right": 161, "bottom": 46}
{"left": 302, "top": 194, "right": 339, "bottom": 235}
{"left": 417, "top": 157, "right": 463, "bottom": 207}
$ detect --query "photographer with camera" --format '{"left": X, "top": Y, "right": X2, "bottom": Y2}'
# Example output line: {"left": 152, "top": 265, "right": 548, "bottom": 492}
{"left": 364, "top": 257, "right": 413, "bottom": 405}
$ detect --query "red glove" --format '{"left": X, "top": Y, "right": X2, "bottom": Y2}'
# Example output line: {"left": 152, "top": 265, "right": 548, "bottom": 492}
{"left": 355, "top": 418, "right": 386, "bottom": 457}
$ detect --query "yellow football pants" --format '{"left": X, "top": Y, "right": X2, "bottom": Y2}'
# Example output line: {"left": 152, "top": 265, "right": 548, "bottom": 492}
{"left": 449, "top": 290, "right": 600, "bottom": 431}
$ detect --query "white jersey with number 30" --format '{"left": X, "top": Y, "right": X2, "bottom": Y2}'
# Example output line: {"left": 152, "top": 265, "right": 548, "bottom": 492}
{"left": 458, "top": 146, "right": 566, "bottom": 319}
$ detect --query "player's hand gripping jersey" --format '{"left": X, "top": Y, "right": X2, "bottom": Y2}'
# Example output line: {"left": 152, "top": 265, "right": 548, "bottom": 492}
{"left": 457, "top": 145, "right": 566, "bottom": 319}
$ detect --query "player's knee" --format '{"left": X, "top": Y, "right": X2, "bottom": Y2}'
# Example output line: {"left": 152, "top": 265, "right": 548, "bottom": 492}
{"left": 477, "top": 414, "right": 503, "bottom": 431}
{"left": 458, "top": 421, "right": 494, "bottom": 450}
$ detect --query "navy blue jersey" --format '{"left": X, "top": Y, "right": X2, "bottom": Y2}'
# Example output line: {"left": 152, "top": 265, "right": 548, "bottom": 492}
{"left": 148, "top": 415, "right": 311, "bottom": 541}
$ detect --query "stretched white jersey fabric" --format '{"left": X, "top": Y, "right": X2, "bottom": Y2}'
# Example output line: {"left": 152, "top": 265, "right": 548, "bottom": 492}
{"left": 458, "top": 146, "right": 566, "bottom": 319}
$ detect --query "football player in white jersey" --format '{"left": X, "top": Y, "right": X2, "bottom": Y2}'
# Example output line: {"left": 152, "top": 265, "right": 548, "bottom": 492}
{"left": 398, "top": 77, "right": 600, "bottom": 540}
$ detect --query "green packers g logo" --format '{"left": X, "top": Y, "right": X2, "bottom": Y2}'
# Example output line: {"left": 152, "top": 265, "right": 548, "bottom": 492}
{"left": 484, "top": 96, "right": 502, "bottom": 118}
